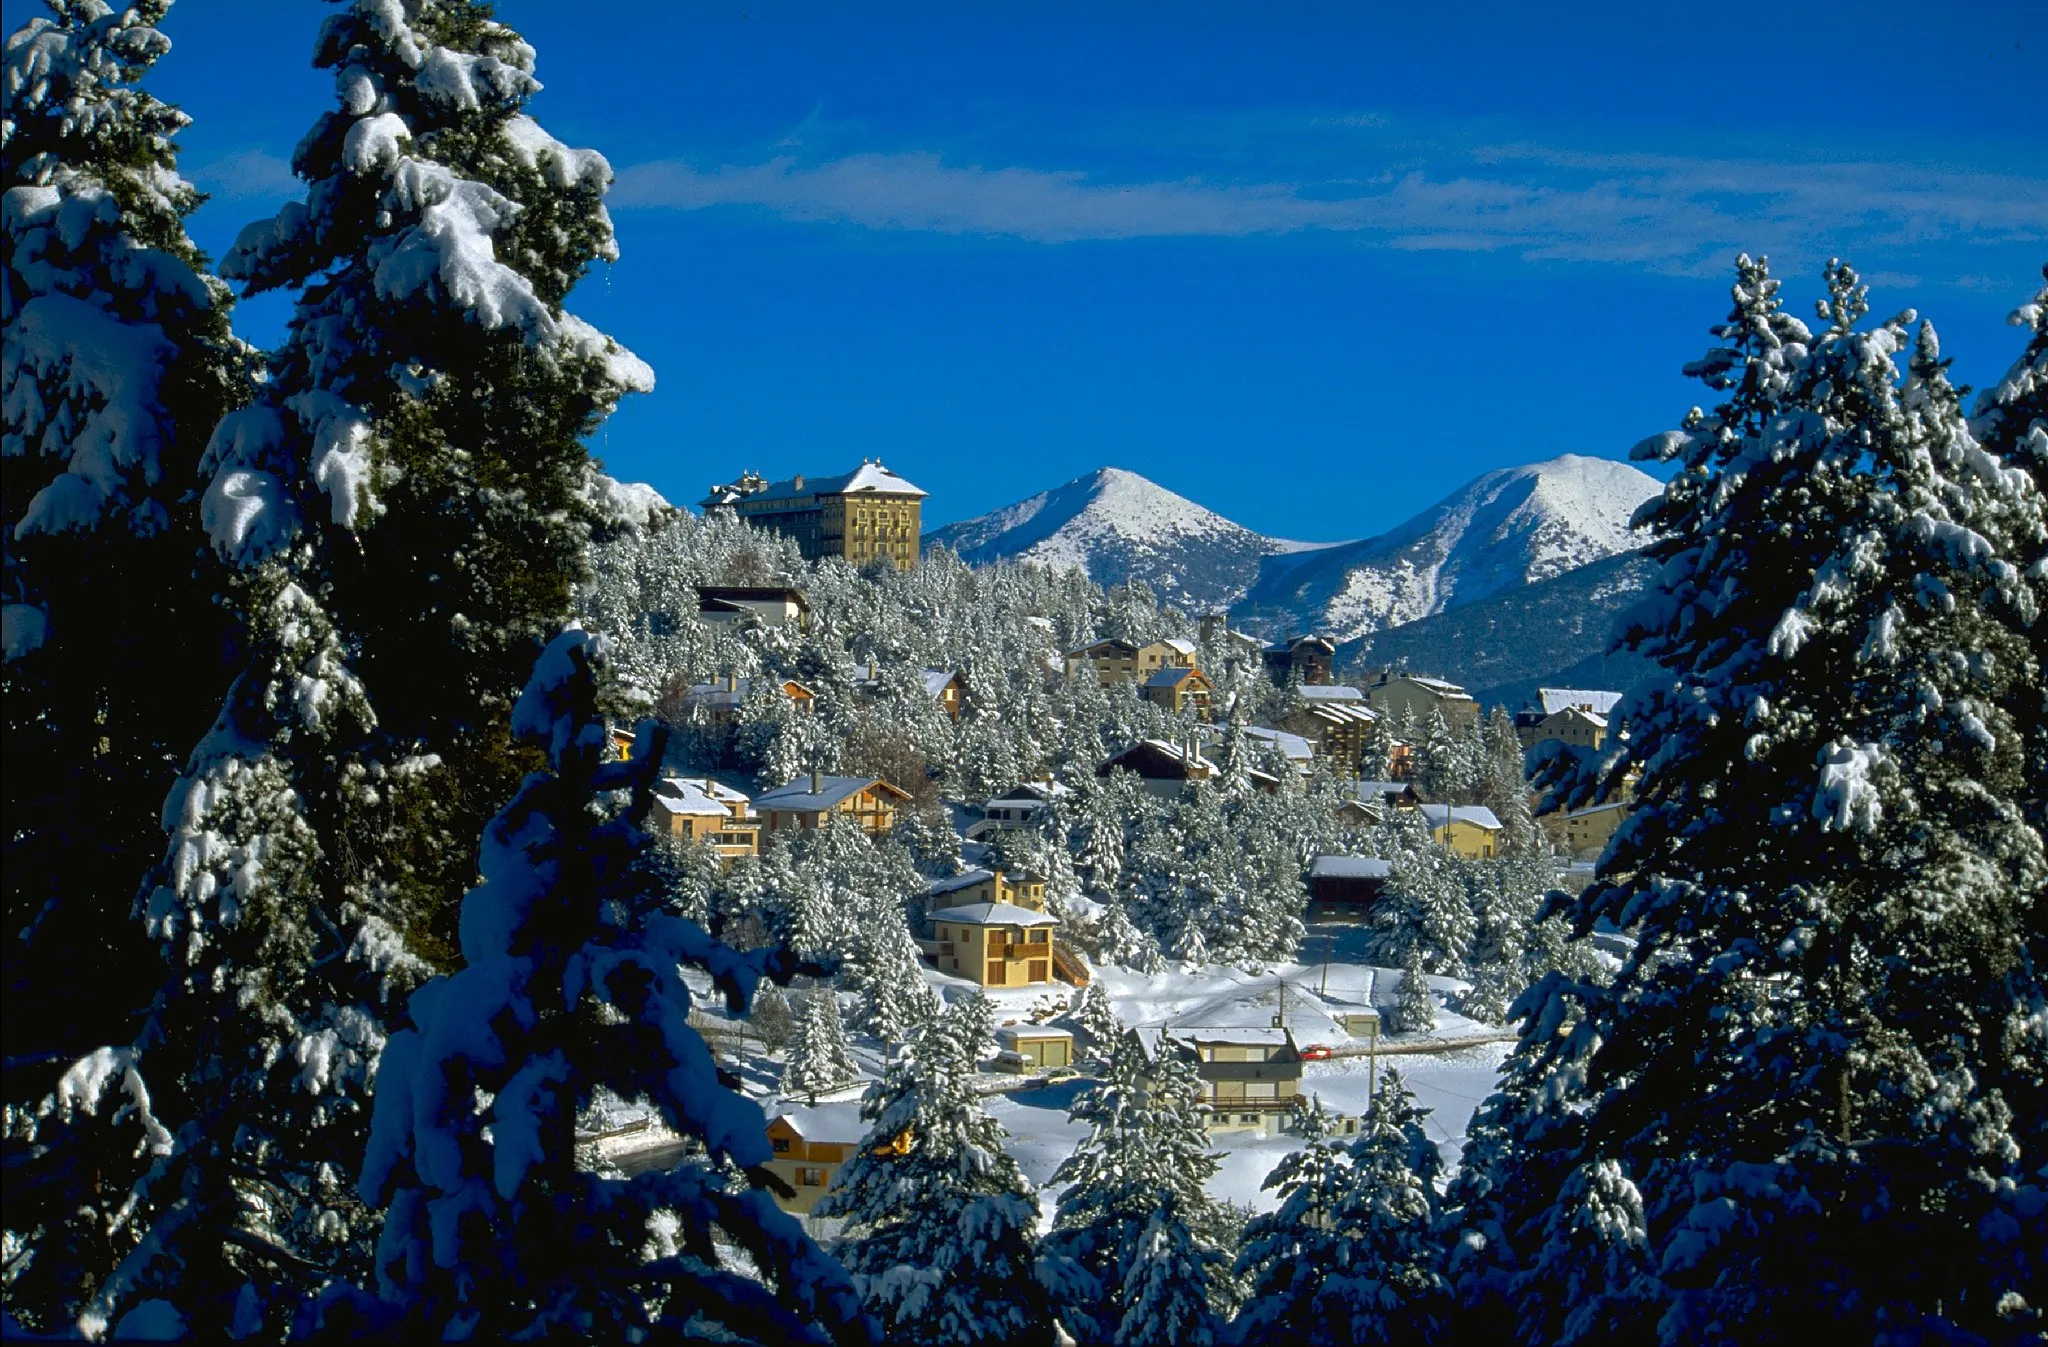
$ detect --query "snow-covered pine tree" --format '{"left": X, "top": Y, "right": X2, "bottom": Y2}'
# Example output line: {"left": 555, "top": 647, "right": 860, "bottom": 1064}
{"left": 1477, "top": 706, "right": 1537, "bottom": 853}
{"left": 750, "top": 978, "right": 796, "bottom": 1054}
{"left": 334, "top": 629, "right": 866, "bottom": 1343}
{"left": 1232, "top": 1100, "right": 1356, "bottom": 1347}
{"left": 1394, "top": 945, "right": 1437, "bottom": 1035}
{"left": 2, "top": 0, "right": 249, "bottom": 1063}
{"left": 1038, "top": 1032, "right": 1224, "bottom": 1345}
{"left": 1322, "top": 1068, "right": 1450, "bottom": 1345}
{"left": 842, "top": 908, "right": 938, "bottom": 1046}
{"left": 1068, "top": 982, "right": 1122, "bottom": 1065}
{"left": 819, "top": 998, "right": 1054, "bottom": 1346}
{"left": 783, "top": 989, "right": 858, "bottom": 1100}
{"left": 202, "top": 0, "right": 655, "bottom": 930}
{"left": 1497, "top": 257, "right": 2048, "bottom": 1342}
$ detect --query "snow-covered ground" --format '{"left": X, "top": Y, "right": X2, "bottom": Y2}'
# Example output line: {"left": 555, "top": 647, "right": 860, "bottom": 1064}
{"left": 646, "top": 927, "right": 1517, "bottom": 1220}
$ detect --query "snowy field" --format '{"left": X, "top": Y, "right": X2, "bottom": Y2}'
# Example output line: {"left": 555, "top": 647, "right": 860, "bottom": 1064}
{"left": 657, "top": 924, "right": 1517, "bottom": 1220}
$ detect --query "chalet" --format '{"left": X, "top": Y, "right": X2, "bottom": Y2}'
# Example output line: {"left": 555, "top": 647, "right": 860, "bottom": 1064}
{"left": 1241, "top": 726, "right": 1313, "bottom": 773}
{"left": 764, "top": 1102, "right": 864, "bottom": 1215}
{"left": 847, "top": 661, "right": 966, "bottom": 721}
{"left": 695, "top": 585, "right": 810, "bottom": 630}
{"left": 993, "top": 1024, "right": 1075, "bottom": 1074}
{"left": 1263, "top": 634, "right": 1336, "bottom": 687}
{"left": 1275, "top": 685, "right": 1378, "bottom": 777}
{"left": 1420, "top": 803, "right": 1504, "bottom": 859}
{"left": 677, "top": 674, "right": 816, "bottom": 725}
{"left": 1336, "top": 780, "right": 1422, "bottom": 826}
{"left": 1367, "top": 672, "right": 1480, "bottom": 732}
{"left": 972, "top": 781, "right": 1069, "bottom": 837}
{"left": 1097, "top": 737, "right": 1280, "bottom": 800}
{"left": 702, "top": 461, "right": 925, "bottom": 571}
{"left": 1165, "top": 1026, "right": 1304, "bottom": 1135}
{"left": 926, "top": 898, "right": 1059, "bottom": 988}
{"left": 1198, "top": 614, "right": 1268, "bottom": 658}
{"left": 651, "top": 777, "right": 760, "bottom": 864}
{"left": 1563, "top": 799, "right": 1629, "bottom": 860}
{"left": 755, "top": 772, "right": 912, "bottom": 837}
{"left": 1308, "top": 854, "right": 1392, "bottom": 919}
{"left": 1064, "top": 637, "right": 1198, "bottom": 685}
{"left": 1515, "top": 688, "right": 1624, "bottom": 748}
{"left": 924, "top": 867, "right": 1049, "bottom": 914}
{"left": 1141, "top": 665, "right": 1214, "bottom": 719}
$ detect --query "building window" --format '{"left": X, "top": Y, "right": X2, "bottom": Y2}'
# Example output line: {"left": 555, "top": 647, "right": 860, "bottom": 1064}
{"left": 798, "top": 1167, "right": 827, "bottom": 1187}
{"left": 772, "top": 1138, "right": 790, "bottom": 1153}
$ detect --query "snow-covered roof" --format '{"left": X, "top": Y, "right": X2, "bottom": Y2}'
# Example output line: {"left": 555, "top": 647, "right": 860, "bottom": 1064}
{"left": 1352, "top": 780, "right": 1417, "bottom": 800}
{"left": 1420, "top": 803, "right": 1504, "bottom": 831}
{"left": 756, "top": 775, "right": 903, "bottom": 811}
{"left": 1536, "top": 687, "right": 1624, "bottom": 717}
{"left": 995, "top": 1025, "right": 1073, "bottom": 1045}
{"left": 926, "top": 868, "right": 996, "bottom": 897}
{"left": 1161, "top": 637, "right": 1198, "bottom": 657}
{"left": 1297, "top": 684, "right": 1365, "bottom": 703}
{"left": 1566, "top": 800, "right": 1629, "bottom": 819}
{"left": 1169, "top": 1025, "right": 1291, "bottom": 1047}
{"left": 1311, "top": 855, "right": 1392, "bottom": 880}
{"left": 1405, "top": 675, "right": 1474, "bottom": 699}
{"left": 653, "top": 777, "right": 748, "bottom": 816}
{"left": 922, "top": 669, "right": 959, "bottom": 697}
{"left": 1305, "top": 702, "right": 1378, "bottom": 727}
{"left": 1243, "top": 727, "right": 1313, "bottom": 762}
{"left": 756, "top": 461, "right": 927, "bottom": 501}
{"left": 768, "top": 1100, "right": 866, "bottom": 1143}
{"left": 927, "top": 901, "right": 1059, "bottom": 928}
{"left": 985, "top": 781, "right": 1068, "bottom": 807}
{"left": 1145, "top": 666, "right": 1201, "bottom": 688}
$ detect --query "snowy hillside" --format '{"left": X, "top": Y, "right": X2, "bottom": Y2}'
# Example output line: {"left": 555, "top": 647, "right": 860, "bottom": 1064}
{"left": 1234, "top": 455, "right": 1660, "bottom": 643}
{"left": 923, "top": 467, "right": 1330, "bottom": 613}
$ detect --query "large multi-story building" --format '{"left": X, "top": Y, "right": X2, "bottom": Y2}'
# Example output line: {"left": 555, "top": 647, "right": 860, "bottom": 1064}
{"left": 701, "top": 460, "right": 926, "bottom": 570}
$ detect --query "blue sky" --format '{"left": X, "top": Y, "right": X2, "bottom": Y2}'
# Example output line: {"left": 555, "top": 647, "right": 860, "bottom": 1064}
{"left": 149, "top": 1, "right": 2046, "bottom": 541}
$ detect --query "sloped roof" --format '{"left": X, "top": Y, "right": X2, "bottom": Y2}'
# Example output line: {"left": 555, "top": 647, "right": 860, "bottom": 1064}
{"left": 922, "top": 669, "right": 960, "bottom": 697}
{"left": 926, "top": 868, "right": 996, "bottom": 897}
{"left": 756, "top": 775, "right": 909, "bottom": 812}
{"left": 1243, "top": 727, "right": 1314, "bottom": 762}
{"left": 1160, "top": 637, "right": 1199, "bottom": 657}
{"left": 1536, "top": 687, "right": 1624, "bottom": 717}
{"left": 1311, "top": 854, "right": 1393, "bottom": 879}
{"left": 654, "top": 777, "right": 750, "bottom": 817}
{"left": 1297, "top": 684, "right": 1366, "bottom": 703}
{"left": 1420, "top": 803, "right": 1503, "bottom": 831}
{"left": 1404, "top": 675, "right": 1474, "bottom": 699}
{"left": 769, "top": 1100, "right": 865, "bottom": 1143}
{"left": 1145, "top": 666, "right": 1203, "bottom": 689}
{"left": 755, "top": 462, "right": 927, "bottom": 501}
{"left": 927, "top": 900, "right": 1059, "bottom": 927}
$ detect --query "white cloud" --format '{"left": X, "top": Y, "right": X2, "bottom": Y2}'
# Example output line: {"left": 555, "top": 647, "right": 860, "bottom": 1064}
{"left": 610, "top": 134, "right": 2047, "bottom": 279}
{"left": 188, "top": 148, "right": 298, "bottom": 201}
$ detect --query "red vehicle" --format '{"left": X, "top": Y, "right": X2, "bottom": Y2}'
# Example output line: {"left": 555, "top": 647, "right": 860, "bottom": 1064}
{"left": 1298, "top": 1044, "right": 1333, "bottom": 1061}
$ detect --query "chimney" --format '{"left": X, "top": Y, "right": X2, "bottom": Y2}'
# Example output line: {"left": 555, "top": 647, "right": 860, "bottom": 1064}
{"left": 811, "top": 766, "right": 823, "bottom": 795}
{"left": 793, "top": 474, "right": 805, "bottom": 492}
{"left": 725, "top": 671, "right": 736, "bottom": 692}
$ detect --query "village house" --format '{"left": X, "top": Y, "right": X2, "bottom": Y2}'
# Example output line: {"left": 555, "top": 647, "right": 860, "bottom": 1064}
{"left": 1240, "top": 726, "right": 1314, "bottom": 774}
{"left": 847, "top": 660, "right": 967, "bottom": 721}
{"left": 924, "top": 870, "right": 1060, "bottom": 988}
{"left": 694, "top": 585, "right": 811, "bottom": 630}
{"left": 675, "top": 674, "right": 816, "bottom": 726}
{"left": 1562, "top": 799, "right": 1630, "bottom": 860}
{"left": 764, "top": 1101, "right": 864, "bottom": 1215}
{"left": 1274, "top": 684, "right": 1378, "bottom": 777}
{"left": 1063, "top": 637, "right": 1198, "bottom": 685}
{"left": 1307, "top": 854, "right": 1392, "bottom": 920}
{"left": 993, "top": 1024, "right": 1075, "bottom": 1074}
{"left": 1198, "top": 613, "right": 1268, "bottom": 659}
{"left": 1164, "top": 1026, "right": 1304, "bottom": 1135}
{"left": 755, "top": 771, "right": 912, "bottom": 837}
{"left": 1335, "top": 779, "right": 1422, "bottom": 826}
{"left": 1366, "top": 671, "right": 1480, "bottom": 732}
{"left": 1141, "top": 664, "right": 1214, "bottom": 719}
{"left": 1421, "top": 803, "right": 1505, "bottom": 859}
{"left": 1098, "top": 737, "right": 1280, "bottom": 799}
{"left": 1263, "top": 634, "right": 1336, "bottom": 687}
{"left": 701, "top": 461, "right": 925, "bottom": 571}
{"left": 1516, "top": 687, "right": 1624, "bottom": 750}
{"left": 651, "top": 777, "right": 760, "bottom": 864}
{"left": 970, "top": 780, "right": 1070, "bottom": 838}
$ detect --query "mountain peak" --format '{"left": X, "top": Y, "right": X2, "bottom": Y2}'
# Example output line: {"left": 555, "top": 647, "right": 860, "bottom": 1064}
{"left": 923, "top": 467, "right": 1314, "bottom": 612}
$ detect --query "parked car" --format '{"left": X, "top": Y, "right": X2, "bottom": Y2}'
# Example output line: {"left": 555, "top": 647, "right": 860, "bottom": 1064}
{"left": 1040, "top": 1066, "right": 1082, "bottom": 1083}
{"left": 1299, "top": 1044, "right": 1333, "bottom": 1061}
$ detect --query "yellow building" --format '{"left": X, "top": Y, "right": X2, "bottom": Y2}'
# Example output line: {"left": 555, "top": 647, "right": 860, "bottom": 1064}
{"left": 1421, "top": 803, "right": 1504, "bottom": 859}
{"left": 1367, "top": 672, "right": 1480, "bottom": 733}
{"left": 701, "top": 462, "right": 925, "bottom": 571}
{"left": 1168, "top": 1026, "right": 1304, "bottom": 1134}
{"left": 1563, "top": 799, "right": 1629, "bottom": 860}
{"left": 763, "top": 1102, "right": 864, "bottom": 1215}
{"left": 993, "top": 1025, "right": 1075, "bottom": 1073}
{"left": 1064, "top": 637, "right": 1197, "bottom": 685}
{"left": 651, "top": 777, "right": 760, "bottom": 864}
{"left": 925, "top": 868, "right": 1059, "bottom": 988}
{"left": 1141, "top": 665, "right": 1214, "bottom": 719}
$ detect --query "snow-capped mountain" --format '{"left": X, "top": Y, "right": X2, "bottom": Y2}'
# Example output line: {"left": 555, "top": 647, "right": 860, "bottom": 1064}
{"left": 922, "top": 467, "right": 1330, "bottom": 613}
{"left": 1233, "top": 454, "right": 1660, "bottom": 643}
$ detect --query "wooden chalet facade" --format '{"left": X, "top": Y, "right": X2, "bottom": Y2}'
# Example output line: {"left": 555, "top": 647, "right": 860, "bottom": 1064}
{"left": 764, "top": 1102, "right": 864, "bottom": 1215}
{"left": 755, "top": 772, "right": 912, "bottom": 837}
{"left": 651, "top": 777, "right": 760, "bottom": 864}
